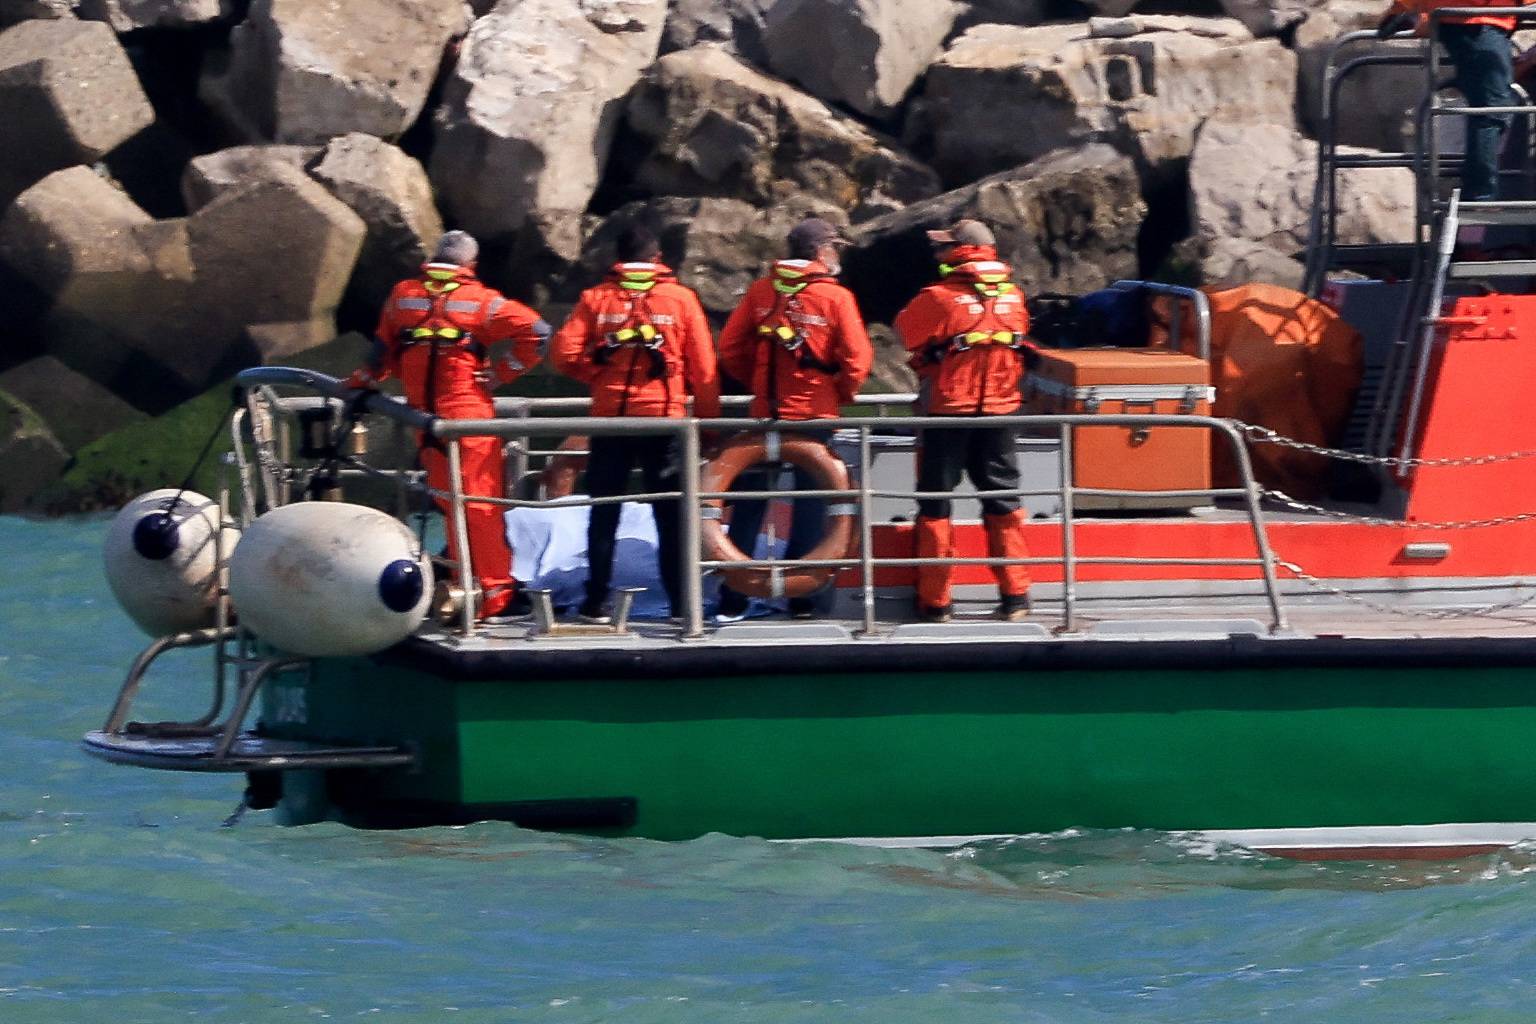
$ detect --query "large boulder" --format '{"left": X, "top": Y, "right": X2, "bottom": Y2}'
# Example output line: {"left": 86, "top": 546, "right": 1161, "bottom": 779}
{"left": 620, "top": 45, "right": 940, "bottom": 223}
{"left": 77, "top": 0, "right": 235, "bottom": 31}
{"left": 660, "top": 0, "right": 776, "bottom": 66}
{"left": 1295, "top": 1, "right": 1419, "bottom": 151}
{"left": 0, "top": 390, "right": 68, "bottom": 514}
{"left": 199, "top": 0, "right": 467, "bottom": 143}
{"left": 181, "top": 144, "right": 318, "bottom": 210}
{"left": 916, "top": 18, "right": 1295, "bottom": 185}
{"left": 1217, "top": 0, "right": 1324, "bottom": 37}
{"left": 186, "top": 163, "right": 366, "bottom": 363}
{"left": 577, "top": 193, "right": 847, "bottom": 315}
{"left": 763, "top": 0, "right": 959, "bottom": 121}
{"left": 1, "top": 0, "right": 75, "bottom": 25}
{"left": 842, "top": 144, "right": 1145, "bottom": 324}
{"left": 0, "top": 167, "right": 197, "bottom": 406}
{"left": 1186, "top": 120, "right": 1414, "bottom": 285}
{"left": 0, "top": 355, "right": 146, "bottom": 451}
{"left": 951, "top": 0, "right": 1048, "bottom": 35}
{"left": 0, "top": 19, "right": 154, "bottom": 203}
{"left": 308, "top": 133, "right": 443, "bottom": 315}
{"left": 430, "top": 0, "right": 665, "bottom": 263}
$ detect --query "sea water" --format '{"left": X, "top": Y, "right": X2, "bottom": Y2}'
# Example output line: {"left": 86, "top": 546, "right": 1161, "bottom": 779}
{"left": 2, "top": 515, "right": 1535, "bottom": 1023}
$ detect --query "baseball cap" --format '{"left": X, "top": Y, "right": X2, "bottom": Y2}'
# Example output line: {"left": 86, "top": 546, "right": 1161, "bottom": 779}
{"left": 926, "top": 219, "right": 996, "bottom": 247}
{"left": 786, "top": 217, "right": 849, "bottom": 257}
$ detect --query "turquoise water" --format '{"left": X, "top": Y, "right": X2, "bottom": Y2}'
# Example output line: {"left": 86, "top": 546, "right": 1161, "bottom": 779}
{"left": 3, "top": 516, "right": 1535, "bottom": 1022}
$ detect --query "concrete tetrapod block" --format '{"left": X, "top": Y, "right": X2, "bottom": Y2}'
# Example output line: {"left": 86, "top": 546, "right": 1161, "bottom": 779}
{"left": 0, "top": 355, "right": 147, "bottom": 451}
{"left": 430, "top": 0, "right": 666, "bottom": 253}
{"left": 918, "top": 18, "right": 1295, "bottom": 186}
{"left": 186, "top": 163, "right": 366, "bottom": 349}
{"left": 0, "top": 19, "right": 153, "bottom": 203}
{"left": 77, "top": 0, "right": 235, "bottom": 32}
{"left": 841, "top": 144, "right": 1145, "bottom": 324}
{"left": 308, "top": 133, "right": 443, "bottom": 315}
{"left": 199, "top": 0, "right": 467, "bottom": 143}
{"left": 0, "top": 388, "right": 68, "bottom": 513}
{"left": 622, "top": 45, "right": 939, "bottom": 222}
{"left": 763, "top": 0, "right": 959, "bottom": 121}
{"left": 0, "top": 167, "right": 204, "bottom": 408}
{"left": 180, "top": 144, "right": 319, "bottom": 211}
{"left": 0, "top": 0, "right": 76, "bottom": 28}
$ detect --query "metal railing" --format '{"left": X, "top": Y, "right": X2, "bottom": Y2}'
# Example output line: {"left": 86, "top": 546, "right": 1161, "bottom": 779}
{"left": 233, "top": 368, "right": 1289, "bottom": 638}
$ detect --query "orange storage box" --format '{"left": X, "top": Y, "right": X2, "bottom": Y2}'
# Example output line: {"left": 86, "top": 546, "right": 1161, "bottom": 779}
{"left": 1022, "top": 348, "right": 1214, "bottom": 509}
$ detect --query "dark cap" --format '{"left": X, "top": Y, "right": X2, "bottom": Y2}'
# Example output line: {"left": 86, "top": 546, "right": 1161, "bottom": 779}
{"left": 926, "top": 219, "right": 995, "bottom": 247}
{"left": 785, "top": 217, "right": 848, "bottom": 258}
{"left": 615, "top": 223, "right": 661, "bottom": 263}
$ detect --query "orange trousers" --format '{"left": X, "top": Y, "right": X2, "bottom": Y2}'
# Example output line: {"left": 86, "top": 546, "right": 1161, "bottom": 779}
{"left": 421, "top": 435, "right": 514, "bottom": 616}
{"left": 915, "top": 511, "right": 1032, "bottom": 610}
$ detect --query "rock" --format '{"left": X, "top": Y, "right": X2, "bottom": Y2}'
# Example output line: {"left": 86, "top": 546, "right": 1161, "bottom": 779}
{"left": 0, "top": 390, "right": 68, "bottom": 513}
{"left": 841, "top": 144, "right": 1145, "bottom": 324}
{"left": 181, "top": 144, "right": 318, "bottom": 211}
{"left": 1187, "top": 120, "right": 1414, "bottom": 280}
{"left": 308, "top": 133, "right": 443, "bottom": 314}
{"left": 200, "top": 0, "right": 467, "bottom": 144}
{"left": 918, "top": 19, "right": 1295, "bottom": 185}
{"left": 77, "top": 0, "right": 235, "bottom": 31}
{"left": 621, "top": 45, "right": 939, "bottom": 222}
{"left": 0, "top": 355, "right": 146, "bottom": 450}
{"left": 865, "top": 322, "right": 917, "bottom": 393}
{"left": 0, "top": 167, "right": 197, "bottom": 406}
{"left": 660, "top": 0, "right": 776, "bottom": 66}
{"left": 1193, "top": 237, "right": 1306, "bottom": 290}
{"left": 187, "top": 163, "right": 366, "bottom": 358}
{"left": 1080, "top": 0, "right": 1138, "bottom": 14}
{"left": 242, "top": 318, "right": 339, "bottom": 362}
{"left": 0, "top": 0, "right": 75, "bottom": 25}
{"left": 577, "top": 193, "right": 847, "bottom": 315}
{"left": 951, "top": 0, "right": 1048, "bottom": 35}
{"left": 1295, "top": 1, "right": 1419, "bottom": 151}
{"left": 0, "top": 19, "right": 154, "bottom": 203}
{"left": 1216, "top": 0, "right": 1324, "bottom": 37}
{"left": 430, "top": 0, "right": 665, "bottom": 258}
{"left": 763, "top": 0, "right": 958, "bottom": 121}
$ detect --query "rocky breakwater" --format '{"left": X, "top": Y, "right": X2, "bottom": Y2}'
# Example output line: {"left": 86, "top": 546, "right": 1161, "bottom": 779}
{"left": 0, "top": 0, "right": 1415, "bottom": 513}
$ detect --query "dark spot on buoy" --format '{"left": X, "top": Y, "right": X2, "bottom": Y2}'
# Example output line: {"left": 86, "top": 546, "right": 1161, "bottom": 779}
{"left": 378, "top": 559, "right": 424, "bottom": 613}
{"left": 132, "top": 512, "right": 180, "bottom": 561}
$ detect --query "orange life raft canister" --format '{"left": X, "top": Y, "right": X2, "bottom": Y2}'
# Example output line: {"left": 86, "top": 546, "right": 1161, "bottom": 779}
{"left": 701, "top": 433, "right": 855, "bottom": 598}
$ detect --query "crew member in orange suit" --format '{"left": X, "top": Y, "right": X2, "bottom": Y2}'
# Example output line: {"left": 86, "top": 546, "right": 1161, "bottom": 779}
{"left": 715, "top": 216, "right": 873, "bottom": 620}
{"left": 1379, "top": 0, "right": 1531, "bottom": 201}
{"left": 893, "top": 219, "right": 1037, "bottom": 623}
{"left": 347, "top": 231, "right": 549, "bottom": 620}
{"left": 551, "top": 225, "right": 720, "bottom": 622}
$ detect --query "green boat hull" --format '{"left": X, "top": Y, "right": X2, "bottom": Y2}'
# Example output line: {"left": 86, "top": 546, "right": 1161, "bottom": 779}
{"left": 261, "top": 644, "right": 1536, "bottom": 842}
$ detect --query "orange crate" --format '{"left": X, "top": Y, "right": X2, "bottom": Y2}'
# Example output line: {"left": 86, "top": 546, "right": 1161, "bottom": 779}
{"left": 1022, "top": 349, "right": 1213, "bottom": 509}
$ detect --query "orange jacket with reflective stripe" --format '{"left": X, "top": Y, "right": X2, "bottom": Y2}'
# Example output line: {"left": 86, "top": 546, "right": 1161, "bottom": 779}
{"left": 550, "top": 263, "right": 721, "bottom": 419}
{"left": 370, "top": 265, "right": 547, "bottom": 419}
{"left": 1387, "top": 0, "right": 1529, "bottom": 31}
{"left": 717, "top": 261, "right": 873, "bottom": 420}
{"left": 894, "top": 256, "right": 1037, "bottom": 416}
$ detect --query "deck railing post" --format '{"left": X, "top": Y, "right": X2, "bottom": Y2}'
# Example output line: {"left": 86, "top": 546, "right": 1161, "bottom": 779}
{"left": 1219, "top": 421, "right": 1288, "bottom": 632}
{"left": 857, "top": 425, "right": 877, "bottom": 636}
{"left": 1058, "top": 422, "right": 1077, "bottom": 632}
{"left": 445, "top": 438, "right": 477, "bottom": 633}
{"left": 680, "top": 419, "right": 705, "bottom": 638}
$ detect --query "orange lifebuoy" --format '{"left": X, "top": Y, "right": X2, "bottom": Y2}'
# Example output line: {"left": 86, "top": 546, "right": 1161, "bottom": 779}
{"left": 701, "top": 432, "right": 856, "bottom": 598}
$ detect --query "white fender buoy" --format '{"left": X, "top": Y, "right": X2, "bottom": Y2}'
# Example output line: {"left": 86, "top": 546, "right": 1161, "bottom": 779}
{"left": 227, "top": 502, "right": 430, "bottom": 657}
{"left": 104, "top": 489, "right": 240, "bottom": 636}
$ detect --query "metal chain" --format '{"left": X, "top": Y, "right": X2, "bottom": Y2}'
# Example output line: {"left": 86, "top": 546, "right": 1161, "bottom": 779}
{"left": 1237, "top": 422, "right": 1536, "bottom": 468}
{"left": 1277, "top": 559, "right": 1536, "bottom": 621}
{"left": 1261, "top": 488, "right": 1536, "bottom": 530}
